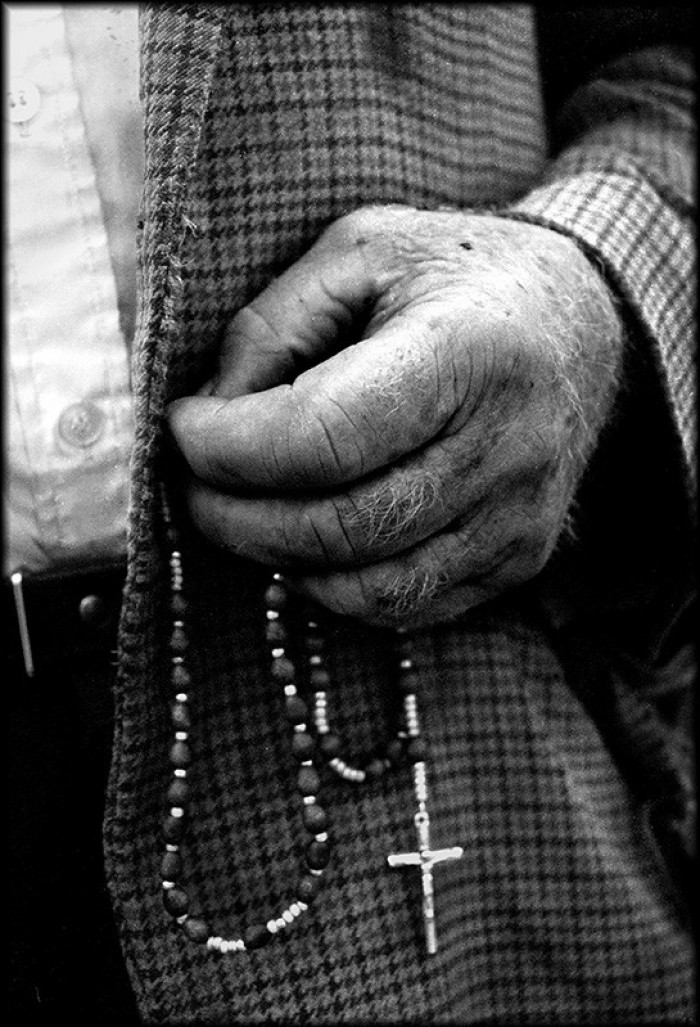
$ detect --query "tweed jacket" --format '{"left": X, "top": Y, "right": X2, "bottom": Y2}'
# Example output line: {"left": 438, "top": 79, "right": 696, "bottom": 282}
{"left": 106, "top": 5, "right": 696, "bottom": 1022}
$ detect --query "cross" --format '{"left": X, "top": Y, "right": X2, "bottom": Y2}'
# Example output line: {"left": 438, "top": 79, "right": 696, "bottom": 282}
{"left": 387, "top": 809, "right": 464, "bottom": 955}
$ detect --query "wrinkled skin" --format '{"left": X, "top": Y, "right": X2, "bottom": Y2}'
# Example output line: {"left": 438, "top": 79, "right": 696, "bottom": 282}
{"left": 168, "top": 206, "right": 623, "bottom": 627}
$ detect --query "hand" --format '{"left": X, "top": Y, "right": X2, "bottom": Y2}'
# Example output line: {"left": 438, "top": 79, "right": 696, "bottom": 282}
{"left": 168, "top": 205, "right": 623, "bottom": 627}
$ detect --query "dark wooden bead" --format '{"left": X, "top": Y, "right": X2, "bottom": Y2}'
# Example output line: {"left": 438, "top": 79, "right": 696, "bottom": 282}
{"left": 161, "top": 850, "right": 183, "bottom": 880}
{"left": 271, "top": 656, "right": 295, "bottom": 683}
{"left": 291, "top": 731, "right": 315, "bottom": 761}
{"left": 264, "top": 583, "right": 287, "bottom": 611}
{"left": 319, "top": 732, "right": 341, "bottom": 758}
{"left": 302, "top": 803, "right": 327, "bottom": 834}
{"left": 171, "top": 702, "right": 191, "bottom": 731}
{"left": 297, "top": 766, "right": 321, "bottom": 796}
{"left": 167, "top": 777, "right": 190, "bottom": 806}
{"left": 162, "top": 814, "right": 186, "bottom": 844}
{"left": 170, "top": 591, "right": 187, "bottom": 617}
{"left": 303, "top": 634, "right": 325, "bottom": 654}
{"left": 306, "top": 839, "right": 331, "bottom": 870}
{"left": 163, "top": 886, "right": 189, "bottom": 918}
{"left": 297, "top": 873, "right": 322, "bottom": 903}
{"left": 165, "top": 525, "right": 180, "bottom": 549}
{"left": 182, "top": 917, "right": 210, "bottom": 943}
{"left": 170, "top": 740, "right": 191, "bottom": 768}
{"left": 397, "top": 670, "right": 421, "bottom": 695}
{"left": 406, "top": 737, "right": 427, "bottom": 763}
{"left": 285, "top": 695, "right": 308, "bottom": 724}
{"left": 265, "top": 619, "right": 288, "bottom": 645}
{"left": 170, "top": 626, "right": 188, "bottom": 653}
{"left": 243, "top": 923, "right": 271, "bottom": 950}
{"left": 309, "top": 667, "right": 331, "bottom": 689}
{"left": 385, "top": 738, "right": 405, "bottom": 766}
{"left": 365, "top": 757, "right": 386, "bottom": 779}
{"left": 172, "top": 663, "right": 192, "bottom": 690}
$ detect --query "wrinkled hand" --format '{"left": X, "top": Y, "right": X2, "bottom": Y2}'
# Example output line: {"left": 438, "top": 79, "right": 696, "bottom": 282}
{"left": 168, "top": 206, "right": 622, "bottom": 627}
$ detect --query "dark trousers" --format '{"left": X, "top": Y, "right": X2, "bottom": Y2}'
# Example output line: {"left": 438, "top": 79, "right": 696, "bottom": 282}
{"left": 7, "top": 565, "right": 140, "bottom": 1024}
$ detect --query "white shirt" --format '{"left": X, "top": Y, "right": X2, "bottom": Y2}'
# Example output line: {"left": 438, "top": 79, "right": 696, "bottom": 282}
{"left": 5, "top": 3, "right": 142, "bottom": 575}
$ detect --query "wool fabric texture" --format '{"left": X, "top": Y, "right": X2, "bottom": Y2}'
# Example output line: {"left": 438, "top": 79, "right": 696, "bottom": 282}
{"left": 106, "top": 6, "right": 696, "bottom": 1022}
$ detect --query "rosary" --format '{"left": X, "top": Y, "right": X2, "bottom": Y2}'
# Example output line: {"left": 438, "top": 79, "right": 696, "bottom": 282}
{"left": 159, "top": 488, "right": 463, "bottom": 954}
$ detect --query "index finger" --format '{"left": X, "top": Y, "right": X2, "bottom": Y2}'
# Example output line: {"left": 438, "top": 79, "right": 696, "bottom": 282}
{"left": 167, "top": 316, "right": 459, "bottom": 491}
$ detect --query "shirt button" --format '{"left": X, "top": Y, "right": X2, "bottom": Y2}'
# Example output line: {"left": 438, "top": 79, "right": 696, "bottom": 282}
{"left": 7, "top": 77, "right": 41, "bottom": 124}
{"left": 58, "top": 401, "right": 105, "bottom": 448}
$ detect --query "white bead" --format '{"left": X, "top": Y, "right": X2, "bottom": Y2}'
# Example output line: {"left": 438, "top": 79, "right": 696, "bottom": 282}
{"left": 267, "top": 919, "right": 278, "bottom": 934}
{"left": 175, "top": 731, "right": 188, "bottom": 741}
{"left": 303, "top": 795, "right": 316, "bottom": 805}
{"left": 266, "top": 610, "right": 279, "bottom": 620}
{"left": 284, "top": 683, "right": 297, "bottom": 696}
{"left": 275, "top": 916, "right": 286, "bottom": 930}
{"left": 282, "top": 909, "right": 294, "bottom": 924}
{"left": 314, "top": 832, "right": 329, "bottom": 843}
{"left": 162, "top": 880, "right": 175, "bottom": 889}
{"left": 272, "top": 647, "right": 285, "bottom": 658}
{"left": 174, "top": 769, "right": 187, "bottom": 778}
{"left": 175, "top": 693, "right": 188, "bottom": 703}
{"left": 289, "top": 903, "right": 301, "bottom": 917}
{"left": 165, "top": 843, "right": 179, "bottom": 852}
{"left": 170, "top": 807, "right": 185, "bottom": 818}
{"left": 297, "top": 901, "right": 309, "bottom": 912}
{"left": 309, "top": 655, "right": 322, "bottom": 665}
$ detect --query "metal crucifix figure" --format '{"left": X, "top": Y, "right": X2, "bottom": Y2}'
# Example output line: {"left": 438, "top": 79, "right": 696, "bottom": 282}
{"left": 387, "top": 790, "right": 463, "bottom": 955}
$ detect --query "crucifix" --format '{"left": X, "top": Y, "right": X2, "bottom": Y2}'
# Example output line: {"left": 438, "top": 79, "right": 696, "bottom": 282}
{"left": 387, "top": 763, "right": 464, "bottom": 955}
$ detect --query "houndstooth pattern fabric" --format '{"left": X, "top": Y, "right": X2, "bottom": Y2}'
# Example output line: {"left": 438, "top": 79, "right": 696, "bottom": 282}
{"left": 106, "top": 5, "right": 696, "bottom": 1022}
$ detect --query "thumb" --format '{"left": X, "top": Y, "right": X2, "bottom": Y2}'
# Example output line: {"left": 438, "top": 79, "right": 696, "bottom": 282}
{"left": 202, "top": 220, "right": 379, "bottom": 399}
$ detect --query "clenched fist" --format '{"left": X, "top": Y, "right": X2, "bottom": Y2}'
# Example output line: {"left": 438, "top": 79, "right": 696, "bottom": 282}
{"left": 168, "top": 206, "right": 623, "bottom": 627}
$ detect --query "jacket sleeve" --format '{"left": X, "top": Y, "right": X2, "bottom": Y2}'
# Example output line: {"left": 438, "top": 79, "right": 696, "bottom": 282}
{"left": 507, "top": 9, "right": 696, "bottom": 503}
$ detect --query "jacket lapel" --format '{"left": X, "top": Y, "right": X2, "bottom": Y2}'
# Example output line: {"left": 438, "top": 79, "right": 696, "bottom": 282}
{"left": 137, "top": 3, "right": 225, "bottom": 408}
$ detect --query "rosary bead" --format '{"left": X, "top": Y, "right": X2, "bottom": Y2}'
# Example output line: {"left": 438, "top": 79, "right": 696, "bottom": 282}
{"left": 297, "top": 873, "right": 322, "bottom": 903}
{"left": 163, "top": 886, "right": 190, "bottom": 918}
{"left": 365, "top": 756, "right": 387, "bottom": 779}
{"left": 309, "top": 667, "right": 331, "bottom": 688}
{"left": 264, "top": 582, "right": 288, "bottom": 611}
{"left": 406, "top": 737, "right": 427, "bottom": 763}
{"left": 318, "top": 732, "right": 341, "bottom": 758}
{"left": 306, "top": 839, "right": 331, "bottom": 870}
{"left": 285, "top": 695, "right": 308, "bottom": 724}
{"left": 182, "top": 917, "right": 210, "bottom": 943}
{"left": 171, "top": 702, "right": 191, "bottom": 731}
{"left": 271, "top": 656, "right": 296, "bottom": 683}
{"left": 397, "top": 670, "right": 420, "bottom": 695}
{"left": 244, "top": 923, "right": 271, "bottom": 950}
{"left": 167, "top": 777, "right": 190, "bottom": 807}
{"left": 303, "top": 634, "right": 325, "bottom": 654}
{"left": 161, "top": 850, "right": 183, "bottom": 881}
{"left": 170, "top": 740, "right": 191, "bottom": 768}
{"left": 302, "top": 803, "right": 328, "bottom": 833}
{"left": 291, "top": 731, "right": 316, "bottom": 761}
{"left": 170, "top": 626, "right": 189, "bottom": 653}
{"left": 385, "top": 738, "right": 405, "bottom": 766}
{"left": 297, "top": 766, "right": 321, "bottom": 796}
{"left": 162, "top": 813, "right": 187, "bottom": 844}
{"left": 170, "top": 591, "right": 188, "bottom": 617}
{"left": 172, "top": 663, "right": 192, "bottom": 689}
{"left": 265, "top": 619, "right": 288, "bottom": 645}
